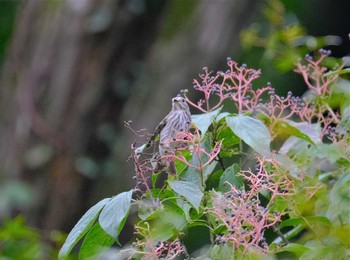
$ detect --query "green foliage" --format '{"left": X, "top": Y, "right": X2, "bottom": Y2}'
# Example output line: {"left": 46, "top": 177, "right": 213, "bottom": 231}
{"left": 59, "top": 1, "right": 350, "bottom": 255}
{"left": 59, "top": 198, "right": 110, "bottom": 257}
{"left": 59, "top": 49, "right": 350, "bottom": 258}
{"left": 219, "top": 164, "right": 243, "bottom": 192}
{"left": 0, "top": 216, "right": 59, "bottom": 259}
{"left": 98, "top": 190, "right": 133, "bottom": 242}
{"left": 226, "top": 114, "right": 272, "bottom": 158}
{"left": 168, "top": 180, "right": 203, "bottom": 212}
{"left": 79, "top": 223, "right": 114, "bottom": 259}
{"left": 59, "top": 193, "right": 133, "bottom": 259}
{"left": 240, "top": 0, "right": 341, "bottom": 73}
{"left": 238, "top": 0, "right": 345, "bottom": 97}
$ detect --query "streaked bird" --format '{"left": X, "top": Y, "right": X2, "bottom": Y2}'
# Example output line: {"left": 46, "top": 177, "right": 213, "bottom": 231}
{"left": 147, "top": 96, "right": 191, "bottom": 155}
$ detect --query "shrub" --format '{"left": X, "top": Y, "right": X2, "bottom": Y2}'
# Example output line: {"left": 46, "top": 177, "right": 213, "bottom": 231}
{"left": 59, "top": 50, "right": 350, "bottom": 259}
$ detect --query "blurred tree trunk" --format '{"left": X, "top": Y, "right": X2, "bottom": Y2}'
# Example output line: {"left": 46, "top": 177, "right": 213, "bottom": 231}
{"left": 0, "top": 0, "right": 257, "bottom": 234}
{"left": 0, "top": 0, "right": 165, "bottom": 230}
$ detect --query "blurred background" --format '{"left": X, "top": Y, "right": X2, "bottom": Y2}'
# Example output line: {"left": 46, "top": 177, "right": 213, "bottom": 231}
{"left": 0, "top": 0, "right": 349, "bottom": 256}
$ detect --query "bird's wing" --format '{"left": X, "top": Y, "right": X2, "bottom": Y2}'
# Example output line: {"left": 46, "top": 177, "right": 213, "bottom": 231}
{"left": 146, "top": 116, "right": 167, "bottom": 147}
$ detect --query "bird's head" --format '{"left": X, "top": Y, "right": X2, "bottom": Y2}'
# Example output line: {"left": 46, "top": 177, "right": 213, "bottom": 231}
{"left": 172, "top": 96, "right": 189, "bottom": 111}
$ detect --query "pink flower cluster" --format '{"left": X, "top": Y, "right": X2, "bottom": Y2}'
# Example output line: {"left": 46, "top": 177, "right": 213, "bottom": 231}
{"left": 209, "top": 158, "right": 294, "bottom": 254}
{"left": 163, "top": 128, "right": 222, "bottom": 172}
{"left": 184, "top": 50, "right": 342, "bottom": 141}
{"left": 130, "top": 127, "right": 221, "bottom": 192}
{"left": 295, "top": 49, "right": 340, "bottom": 96}
{"left": 184, "top": 59, "right": 271, "bottom": 113}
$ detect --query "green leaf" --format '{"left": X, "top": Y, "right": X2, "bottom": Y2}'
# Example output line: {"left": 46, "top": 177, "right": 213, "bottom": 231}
{"left": 175, "top": 150, "right": 192, "bottom": 175}
{"left": 326, "top": 171, "right": 350, "bottom": 225}
{"left": 286, "top": 121, "right": 321, "bottom": 144}
{"left": 203, "top": 159, "right": 218, "bottom": 182}
{"left": 181, "top": 166, "right": 201, "bottom": 187}
{"left": 98, "top": 190, "right": 133, "bottom": 242}
{"left": 216, "top": 112, "right": 230, "bottom": 122}
{"left": 138, "top": 198, "right": 162, "bottom": 220}
{"left": 151, "top": 172, "right": 161, "bottom": 188}
{"left": 226, "top": 114, "right": 271, "bottom": 158}
{"left": 206, "top": 169, "right": 224, "bottom": 190}
{"left": 339, "top": 106, "right": 350, "bottom": 129}
{"left": 78, "top": 223, "right": 115, "bottom": 260}
{"left": 192, "top": 107, "right": 222, "bottom": 136}
{"left": 324, "top": 68, "right": 350, "bottom": 77}
{"left": 149, "top": 206, "right": 186, "bottom": 241}
{"left": 219, "top": 164, "right": 243, "bottom": 192}
{"left": 150, "top": 188, "right": 176, "bottom": 201}
{"left": 279, "top": 216, "right": 331, "bottom": 229}
{"left": 274, "top": 154, "right": 302, "bottom": 179}
{"left": 59, "top": 198, "right": 110, "bottom": 258}
{"left": 216, "top": 122, "right": 240, "bottom": 148}
{"left": 332, "top": 79, "right": 350, "bottom": 110}
{"left": 275, "top": 120, "right": 315, "bottom": 145}
{"left": 310, "top": 143, "right": 344, "bottom": 164}
{"left": 279, "top": 122, "right": 321, "bottom": 155}
{"left": 300, "top": 240, "right": 348, "bottom": 260}
{"left": 180, "top": 138, "right": 217, "bottom": 187}
{"left": 270, "top": 195, "right": 289, "bottom": 212}
{"left": 176, "top": 198, "right": 192, "bottom": 221}
{"left": 168, "top": 180, "right": 203, "bottom": 212}
{"left": 210, "top": 244, "right": 235, "bottom": 260}
{"left": 275, "top": 243, "right": 310, "bottom": 256}
{"left": 255, "top": 112, "right": 272, "bottom": 125}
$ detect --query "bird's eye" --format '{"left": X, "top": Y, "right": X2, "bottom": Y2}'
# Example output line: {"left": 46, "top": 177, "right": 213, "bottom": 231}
{"left": 181, "top": 99, "right": 185, "bottom": 102}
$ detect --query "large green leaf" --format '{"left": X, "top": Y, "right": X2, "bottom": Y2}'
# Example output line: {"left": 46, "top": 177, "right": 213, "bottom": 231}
{"left": 280, "top": 122, "right": 321, "bottom": 155}
{"left": 285, "top": 121, "right": 321, "bottom": 144}
{"left": 98, "top": 190, "right": 133, "bottom": 242}
{"left": 78, "top": 223, "right": 115, "bottom": 260}
{"left": 219, "top": 164, "right": 243, "bottom": 192}
{"left": 59, "top": 198, "right": 110, "bottom": 258}
{"left": 168, "top": 180, "right": 203, "bottom": 212}
{"left": 275, "top": 120, "right": 315, "bottom": 145}
{"left": 226, "top": 114, "right": 271, "bottom": 158}
{"left": 192, "top": 107, "right": 222, "bottom": 136}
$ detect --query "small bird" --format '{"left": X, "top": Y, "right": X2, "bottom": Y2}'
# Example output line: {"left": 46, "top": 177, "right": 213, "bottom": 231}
{"left": 147, "top": 96, "right": 192, "bottom": 156}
